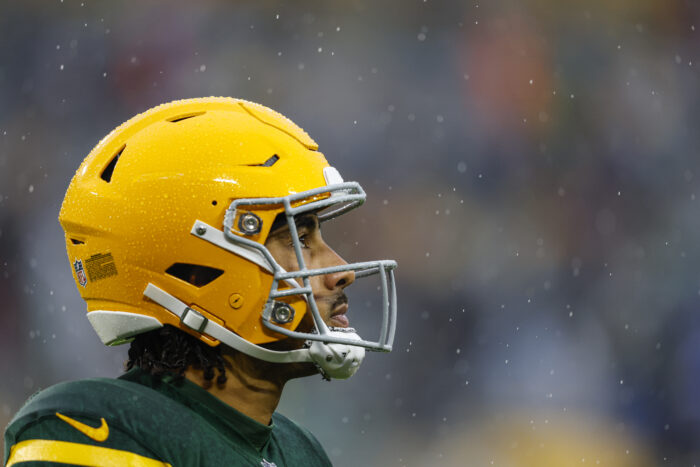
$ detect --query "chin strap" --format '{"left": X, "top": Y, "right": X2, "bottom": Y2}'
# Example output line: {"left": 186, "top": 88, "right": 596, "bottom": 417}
{"left": 143, "top": 283, "right": 365, "bottom": 379}
{"left": 307, "top": 329, "right": 366, "bottom": 380}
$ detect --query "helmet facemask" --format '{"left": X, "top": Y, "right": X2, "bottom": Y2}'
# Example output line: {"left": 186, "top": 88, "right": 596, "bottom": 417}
{"left": 224, "top": 180, "right": 398, "bottom": 352}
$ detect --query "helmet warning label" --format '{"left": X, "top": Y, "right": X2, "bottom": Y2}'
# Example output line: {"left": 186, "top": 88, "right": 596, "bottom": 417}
{"left": 85, "top": 252, "right": 118, "bottom": 282}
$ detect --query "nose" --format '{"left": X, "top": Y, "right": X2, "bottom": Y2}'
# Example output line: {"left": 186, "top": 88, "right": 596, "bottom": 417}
{"left": 323, "top": 248, "right": 355, "bottom": 290}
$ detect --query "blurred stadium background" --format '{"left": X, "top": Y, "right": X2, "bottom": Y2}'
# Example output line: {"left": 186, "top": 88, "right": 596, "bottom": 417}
{"left": 2, "top": 1, "right": 700, "bottom": 465}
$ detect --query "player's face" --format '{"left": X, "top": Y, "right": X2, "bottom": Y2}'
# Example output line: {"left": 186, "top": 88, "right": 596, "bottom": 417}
{"left": 265, "top": 213, "right": 355, "bottom": 329}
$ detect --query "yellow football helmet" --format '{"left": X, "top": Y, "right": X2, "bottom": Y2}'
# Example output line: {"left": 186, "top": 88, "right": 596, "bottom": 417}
{"left": 59, "top": 97, "right": 396, "bottom": 379}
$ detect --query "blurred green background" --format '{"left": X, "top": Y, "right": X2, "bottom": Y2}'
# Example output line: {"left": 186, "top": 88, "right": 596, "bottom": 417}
{"left": 2, "top": 1, "right": 700, "bottom": 465}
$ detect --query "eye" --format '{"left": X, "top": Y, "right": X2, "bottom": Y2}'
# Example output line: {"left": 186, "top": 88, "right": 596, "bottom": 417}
{"left": 298, "top": 234, "right": 310, "bottom": 248}
{"left": 287, "top": 233, "right": 310, "bottom": 249}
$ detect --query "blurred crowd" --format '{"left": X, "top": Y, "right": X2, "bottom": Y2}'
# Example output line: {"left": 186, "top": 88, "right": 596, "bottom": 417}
{"left": 2, "top": 0, "right": 700, "bottom": 465}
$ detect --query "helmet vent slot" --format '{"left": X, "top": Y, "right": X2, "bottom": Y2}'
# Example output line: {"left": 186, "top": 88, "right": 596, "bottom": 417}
{"left": 100, "top": 145, "right": 125, "bottom": 183}
{"left": 167, "top": 111, "right": 206, "bottom": 123}
{"left": 247, "top": 154, "right": 279, "bottom": 167}
{"left": 165, "top": 263, "right": 224, "bottom": 287}
{"left": 70, "top": 238, "right": 85, "bottom": 245}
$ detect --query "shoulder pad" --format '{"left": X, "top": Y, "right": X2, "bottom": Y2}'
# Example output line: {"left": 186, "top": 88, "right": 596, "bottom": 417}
{"left": 5, "top": 378, "right": 201, "bottom": 463}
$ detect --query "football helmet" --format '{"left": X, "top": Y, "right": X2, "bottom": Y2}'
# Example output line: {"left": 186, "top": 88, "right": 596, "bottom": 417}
{"left": 59, "top": 97, "right": 397, "bottom": 379}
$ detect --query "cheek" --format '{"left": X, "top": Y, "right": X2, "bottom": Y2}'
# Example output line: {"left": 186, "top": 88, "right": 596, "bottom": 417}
{"left": 309, "top": 274, "right": 324, "bottom": 291}
{"left": 266, "top": 241, "right": 298, "bottom": 272}
{"left": 304, "top": 241, "right": 328, "bottom": 269}
{"left": 279, "top": 250, "right": 299, "bottom": 272}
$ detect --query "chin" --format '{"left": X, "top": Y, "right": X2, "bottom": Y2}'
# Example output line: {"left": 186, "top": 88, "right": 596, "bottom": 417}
{"left": 287, "top": 362, "right": 322, "bottom": 380}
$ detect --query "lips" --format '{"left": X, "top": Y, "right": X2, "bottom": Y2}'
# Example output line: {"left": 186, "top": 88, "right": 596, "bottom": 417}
{"left": 330, "top": 314, "right": 349, "bottom": 327}
{"left": 330, "top": 303, "right": 349, "bottom": 327}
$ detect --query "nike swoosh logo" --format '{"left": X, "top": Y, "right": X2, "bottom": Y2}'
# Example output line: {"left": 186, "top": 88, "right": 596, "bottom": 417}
{"left": 55, "top": 412, "right": 110, "bottom": 442}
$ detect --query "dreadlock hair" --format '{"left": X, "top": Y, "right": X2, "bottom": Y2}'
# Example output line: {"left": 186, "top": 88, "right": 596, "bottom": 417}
{"left": 126, "top": 325, "right": 228, "bottom": 385}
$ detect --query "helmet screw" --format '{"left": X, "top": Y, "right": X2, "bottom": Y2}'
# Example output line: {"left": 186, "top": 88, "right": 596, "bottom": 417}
{"left": 229, "top": 293, "right": 244, "bottom": 309}
{"left": 271, "top": 301, "right": 295, "bottom": 324}
{"left": 238, "top": 212, "right": 262, "bottom": 235}
{"left": 195, "top": 225, "right": 207, "bottom": 235}
{"left": 325, "top": 355, "right": 333, "bottom": 362}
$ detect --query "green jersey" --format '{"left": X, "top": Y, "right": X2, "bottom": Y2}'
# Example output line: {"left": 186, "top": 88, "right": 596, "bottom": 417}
{"left": 4, "top": 369, "right": 332, "bottom": 466}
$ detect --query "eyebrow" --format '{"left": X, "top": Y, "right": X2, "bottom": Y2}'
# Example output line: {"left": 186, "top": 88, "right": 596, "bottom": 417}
{"left": 294, "top": 214, "right": 318, "bottom": 232}
{"left": 269, "top": 213, "right": 318, "bottom": 236}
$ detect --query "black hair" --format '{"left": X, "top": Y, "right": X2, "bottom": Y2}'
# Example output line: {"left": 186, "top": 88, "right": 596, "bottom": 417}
{"left": 125, "top": 325, "right": 228, "bottom": 385}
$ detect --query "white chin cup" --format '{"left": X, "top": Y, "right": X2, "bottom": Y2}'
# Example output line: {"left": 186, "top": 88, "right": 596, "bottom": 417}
{"left": 308, "top": 331, "right": 366, "bottom": 380}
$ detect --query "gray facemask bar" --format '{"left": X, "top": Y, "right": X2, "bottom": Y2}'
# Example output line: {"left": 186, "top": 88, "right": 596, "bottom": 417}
{"left": 265, "top": 261, "right": 397, "bottom": 350}
{"left": 222, "top": 182, "right": 398, "bottom": 352}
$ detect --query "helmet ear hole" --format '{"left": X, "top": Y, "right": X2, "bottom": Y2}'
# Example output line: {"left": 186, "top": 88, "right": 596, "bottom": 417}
{"left": 165, "top": 263, "right": 224, "bottom": 287}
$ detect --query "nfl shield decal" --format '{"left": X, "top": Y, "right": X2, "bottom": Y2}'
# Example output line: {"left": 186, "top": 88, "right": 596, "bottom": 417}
{"left": 74, "top": 259, "right": 88, "bottom": 287}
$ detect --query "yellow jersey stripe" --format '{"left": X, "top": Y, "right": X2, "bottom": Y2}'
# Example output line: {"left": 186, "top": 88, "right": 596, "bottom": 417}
{"left": 6, "top": 439, "right": 171, "bottom": 467}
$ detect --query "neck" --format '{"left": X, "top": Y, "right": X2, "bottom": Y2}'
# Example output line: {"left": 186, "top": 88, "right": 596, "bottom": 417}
{"left": 184, "top": 351, "right": 286, "bottom": 425}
